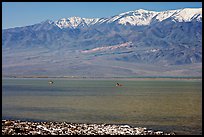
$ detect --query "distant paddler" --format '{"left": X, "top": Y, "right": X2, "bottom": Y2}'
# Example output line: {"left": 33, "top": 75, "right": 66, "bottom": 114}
{"left": 116, "top": 83, "right": 123, "bottom": 87}
{"left": 48, "top": 80, "right": 54, "bottom": 84}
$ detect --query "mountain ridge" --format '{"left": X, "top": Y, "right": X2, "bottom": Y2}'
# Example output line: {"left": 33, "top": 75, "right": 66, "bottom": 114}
{"left": 2, "top": 8, "right": 202, "bottom": 77}
{"left": 49, "top": 8, "right": 202, "bottom": 29}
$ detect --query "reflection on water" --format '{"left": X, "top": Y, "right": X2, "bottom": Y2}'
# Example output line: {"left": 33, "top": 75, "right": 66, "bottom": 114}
{"left": 2, "top": 78, "right": 202, "bottom": 135}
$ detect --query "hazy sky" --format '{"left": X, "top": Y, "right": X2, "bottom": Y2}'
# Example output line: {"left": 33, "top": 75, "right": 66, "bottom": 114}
{"left": 2, "top": 2, "right": 202, "bottom": 29}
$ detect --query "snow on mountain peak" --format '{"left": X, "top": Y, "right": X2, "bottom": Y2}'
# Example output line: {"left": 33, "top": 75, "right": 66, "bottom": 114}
{"left": 55, "top": 16, "right": 100, "bottom": 29}
{"left": 117, "top": 9, "right": 158, "bottom": 25}
{"left": 153, "top": 8, "right": 202, "bottom": 23}
{"left": 153, "top": 9, "right": 180, "bottom": 22}
{"left": 118, "top": 8, "right": 202, "bottom": 25}
{"left": 135, "top": 9, "right": 158, "bottom": 13}
{"left": 171, "top": 8, "right": 202, "bottom": 22}
{"left": 54, "top": 8, "right": 202, "bottom": 29}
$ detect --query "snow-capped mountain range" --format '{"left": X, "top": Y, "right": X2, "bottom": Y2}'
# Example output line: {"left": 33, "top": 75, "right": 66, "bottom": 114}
{"left": 51, "top": 8, "right": 202, "bottom": 29}
{"left": 2, "top": 8, "right": 202, "bottom": 77}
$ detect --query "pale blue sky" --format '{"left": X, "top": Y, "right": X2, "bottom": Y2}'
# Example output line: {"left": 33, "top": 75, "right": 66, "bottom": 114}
{"left": 2, "top": 2, "right": 202, "bottom": 29}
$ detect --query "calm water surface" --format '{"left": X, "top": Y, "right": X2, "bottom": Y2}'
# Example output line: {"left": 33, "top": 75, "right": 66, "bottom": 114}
{"left": 2, "top": 78, "right": 202, "bottom": 135}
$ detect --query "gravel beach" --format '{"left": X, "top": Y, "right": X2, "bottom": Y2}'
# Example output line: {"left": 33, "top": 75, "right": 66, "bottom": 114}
{"left": 2, "top": 120, "right": 175, "bottom": 135}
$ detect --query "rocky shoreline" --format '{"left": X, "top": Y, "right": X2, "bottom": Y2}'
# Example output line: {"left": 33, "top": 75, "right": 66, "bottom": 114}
{"left": 2, "top": 120, "right": 175, "bottom": 135}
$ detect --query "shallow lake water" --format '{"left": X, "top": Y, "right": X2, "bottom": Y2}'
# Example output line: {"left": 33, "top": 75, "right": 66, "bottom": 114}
{"left": 2, "top": 78, "right": 202, "bottom": 135}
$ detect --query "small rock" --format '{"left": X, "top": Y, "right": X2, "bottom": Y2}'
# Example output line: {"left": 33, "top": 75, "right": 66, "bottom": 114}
{"left": 4, "top": 121, "right": 13, "bottom": 126}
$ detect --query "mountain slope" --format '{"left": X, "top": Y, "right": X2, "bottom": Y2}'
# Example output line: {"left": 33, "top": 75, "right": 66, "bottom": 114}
{"left": 2, "top": 8, "right": 202, "bottom": 77}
